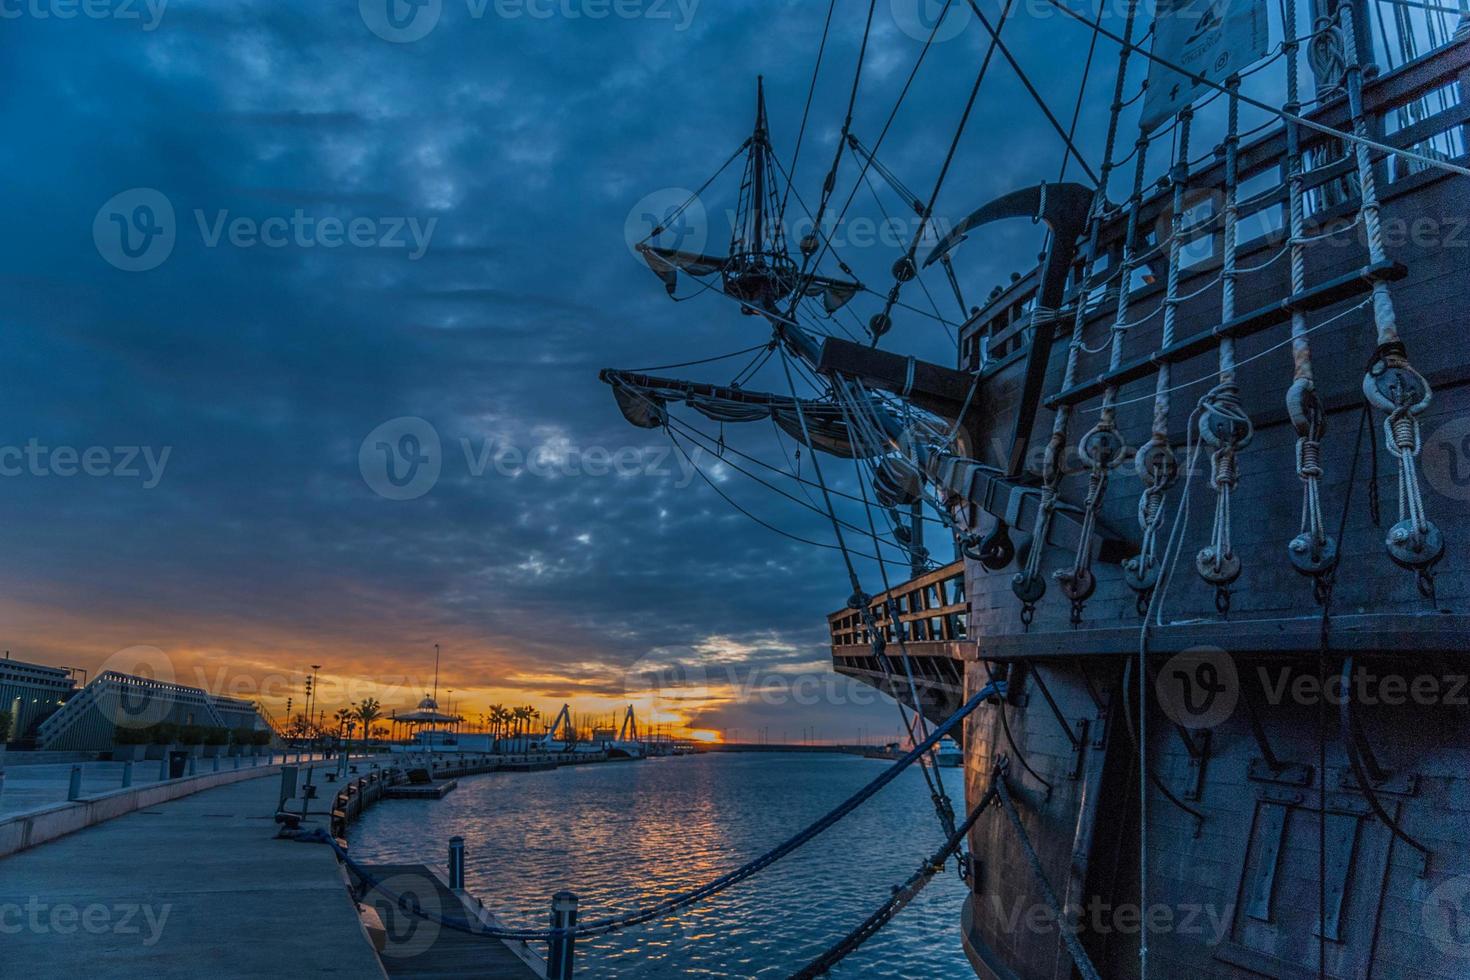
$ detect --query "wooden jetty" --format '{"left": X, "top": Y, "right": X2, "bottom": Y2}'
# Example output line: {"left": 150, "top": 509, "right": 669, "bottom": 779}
{"left": 352, "top": 862, "right": 544, "bottom": 979}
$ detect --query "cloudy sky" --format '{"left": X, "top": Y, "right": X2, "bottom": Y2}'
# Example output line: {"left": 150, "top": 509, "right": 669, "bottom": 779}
{"left": 0, "top": 0, "right": 1143, "bottom": 739}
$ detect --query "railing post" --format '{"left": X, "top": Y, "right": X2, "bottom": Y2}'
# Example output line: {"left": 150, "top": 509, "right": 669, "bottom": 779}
{"left": 68, "top": 765, "right": 83, "bottom": 801}
{"left": 122, "top": 762, "right": 133, "bottom": 788}
{"left": 547, "top": 891, "right": 578, "bottom": 980}
{"left": 448, "top": 836, "right": 465, "bottom": 891}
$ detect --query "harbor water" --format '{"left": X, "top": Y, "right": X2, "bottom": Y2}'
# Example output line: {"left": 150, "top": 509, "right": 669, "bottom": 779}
{"left": 350, "top": 752, "right": 971, "bottom": 977}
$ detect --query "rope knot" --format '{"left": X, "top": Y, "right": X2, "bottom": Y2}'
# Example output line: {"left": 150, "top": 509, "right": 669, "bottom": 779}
{"left": 1296, "top": 438, "right": 1324, "bottom": 481}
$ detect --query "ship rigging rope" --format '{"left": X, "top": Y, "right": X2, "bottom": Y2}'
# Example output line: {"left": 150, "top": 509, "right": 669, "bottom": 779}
{"left": 1040, "top": 0, "right": 1470, "bottom": 179}
{"left": 1196, "top": 78, "right": 1254, "bottom": 611}
{"left": 661, "top": 423, "right": 915, "bottom": 567}
{"left": 636, "top": 139, "right": 752, "bottom": 247}
{"left": 831, "top": 378, "right": 958, "bottom": 835}
{"left": 792, "top": 1, "right": 956, "bottom": 317}
{"left": 963, "top": 0, "right": 1101, "bottom": 187}
{"left": 624, "top": 343, "right": 770, "bottom": 375}
{"left": 1027, "top": 0, "right": 1142, "bottom": 625}
{"left": 324, "top": 682, "right": 1006, "bottom": 944}
{"left": 876, "top": 0, "right": 1022, "bottom": 333}
{"left": 789, "top": 769, "right": 1004, "bottom": 980}
{"left": 779, "top": 0, "right": 838, "bottom": 225}
{"left": 785, "top": 0, "right": 882, "bottom": 315}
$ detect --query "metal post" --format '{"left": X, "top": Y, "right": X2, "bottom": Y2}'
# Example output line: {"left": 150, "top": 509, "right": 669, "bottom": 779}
{"left": 159, "top": 758, "right": 169, "bottom": 781}
{"left": 448, "top": 836, "right": 465, "bottom": 891}
{"left": 188, "top": 755, "right": 197, "bottom": 777}
{"left": 68, "top": 765, "right": 82, "bottom": 801}
{"left": 122, "top": 762, "right": 133, "bottom": 788}
{"left": 213, "top": 756, "right": 220, "bottom": 773}
{"left": 547, "top": 892, "right": 578, "bottom": 980}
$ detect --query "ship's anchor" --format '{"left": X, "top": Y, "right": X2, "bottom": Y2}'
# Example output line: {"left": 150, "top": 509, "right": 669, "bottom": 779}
{"left": 1196, "top": 385, "right": 1253, "bottom": 616}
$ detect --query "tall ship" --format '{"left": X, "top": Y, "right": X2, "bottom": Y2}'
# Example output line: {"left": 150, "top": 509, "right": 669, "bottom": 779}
{"left": 601, "top": 1, "right": 1470, "bottom": 976}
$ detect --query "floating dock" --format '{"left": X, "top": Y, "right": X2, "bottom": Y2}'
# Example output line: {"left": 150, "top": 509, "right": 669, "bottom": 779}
{"left": 384, "top": 779, "right": 458, "bottom": 800}
{"left": 352, "top": 862, "right": 542, "bottom": 979}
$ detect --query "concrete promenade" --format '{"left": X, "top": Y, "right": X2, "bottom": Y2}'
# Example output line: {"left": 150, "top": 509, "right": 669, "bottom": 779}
{"left": 0, "top": 772, "right": 384, "bottom": 978}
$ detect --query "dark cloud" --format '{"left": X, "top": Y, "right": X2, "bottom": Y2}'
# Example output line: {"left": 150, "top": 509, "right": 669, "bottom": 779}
{"left": 0, "top": 0, "right": 1123, "bottom": 735}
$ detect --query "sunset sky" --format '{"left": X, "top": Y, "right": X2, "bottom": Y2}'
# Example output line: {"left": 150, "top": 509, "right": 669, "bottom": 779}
{"left": 0, "top": 1, "right": 1109, "bottom": 741}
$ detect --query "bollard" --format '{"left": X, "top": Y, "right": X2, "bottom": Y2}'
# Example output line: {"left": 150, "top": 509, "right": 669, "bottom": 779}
{"left": 213, "top": 756, "right": 220, "bottom": 773}
{"left": 68, "top": 765, "right": 83, "bottom": 801}
{"left": 448, "top": 836, "right": 466, "bottom": 891}
{"left": 188, "top": 755, "right": 197, "bottom": 777}
{"left": 547, "top": 892, "right": 578, "bottom": 980}
{"left": 122, "top": 762, "right": 133, "bottom": 788}
{"left": 160, "top": 758, "right": 169, "bottom": 781}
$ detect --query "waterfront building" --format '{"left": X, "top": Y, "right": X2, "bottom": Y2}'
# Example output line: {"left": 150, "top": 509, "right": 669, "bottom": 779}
{"left": 36, "top": 670, "right": 270, "bottom": 751}
{"left": 0, "top": 654, "right": 78, "bottom": 742}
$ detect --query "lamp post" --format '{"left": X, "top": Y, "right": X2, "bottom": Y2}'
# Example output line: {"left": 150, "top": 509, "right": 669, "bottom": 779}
{"left": 307, "top": 665, "right": 322, "bottom": 758}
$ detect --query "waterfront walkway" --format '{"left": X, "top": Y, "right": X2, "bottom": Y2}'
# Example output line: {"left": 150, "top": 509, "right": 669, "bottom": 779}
{"left": 0, "top": 772, "right": 384, "bottom": 978}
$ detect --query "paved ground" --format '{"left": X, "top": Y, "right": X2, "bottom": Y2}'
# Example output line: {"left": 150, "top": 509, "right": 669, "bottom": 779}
{"left": 0, "top": 772, "right": 385, "bottom": 978}
{"left": 0, "top": 752, "right": 333, "bottom": 819}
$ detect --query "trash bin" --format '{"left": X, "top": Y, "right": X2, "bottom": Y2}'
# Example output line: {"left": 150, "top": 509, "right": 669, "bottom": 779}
{"left": 168, "top": 750, "right": 189, "bottom": 779}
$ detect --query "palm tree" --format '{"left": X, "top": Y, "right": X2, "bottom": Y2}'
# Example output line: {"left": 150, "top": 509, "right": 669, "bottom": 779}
{"left": 356, "top": 698, "right": 382, "bottom": 755}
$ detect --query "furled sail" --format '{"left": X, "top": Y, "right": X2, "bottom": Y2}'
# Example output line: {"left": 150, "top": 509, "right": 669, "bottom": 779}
{"left": 599, "top": 369, "right": 878, "bottom": 458}
{"left": 637, "top": 243, "right": 861, "bottom": 314}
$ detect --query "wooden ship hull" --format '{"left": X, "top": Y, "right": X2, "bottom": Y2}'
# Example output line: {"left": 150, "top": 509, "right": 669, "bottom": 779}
{"left": 601, "top": 4, "right": 1470, "bottom": 973}
{"left": 827, "top": 32, "right": 1470, "bottom": 980}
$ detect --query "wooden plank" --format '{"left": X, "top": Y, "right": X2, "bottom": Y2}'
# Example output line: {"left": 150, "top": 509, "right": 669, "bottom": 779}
{"left": 355, "top": 863, "right": 541, "bottom": 979}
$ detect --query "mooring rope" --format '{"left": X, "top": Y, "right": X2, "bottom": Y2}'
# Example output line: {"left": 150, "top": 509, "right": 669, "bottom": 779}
{"left": 321, "top": 682, "right": 1005, "bottom": 944}
{"left": 790, "top": 767, "right": 1003, "bottom": 979}
{"left": 993, "top": 768, "right": 1104, "bottom": 980}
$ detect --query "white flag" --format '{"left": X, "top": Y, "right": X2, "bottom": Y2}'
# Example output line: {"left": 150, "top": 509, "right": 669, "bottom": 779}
{"left": 1141, "top": 0, "right": 1271, "bottom": 133}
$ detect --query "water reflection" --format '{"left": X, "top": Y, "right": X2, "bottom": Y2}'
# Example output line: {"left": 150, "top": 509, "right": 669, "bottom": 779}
{"left": 351, "top": 753, "right": 971, "bottom": 978}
